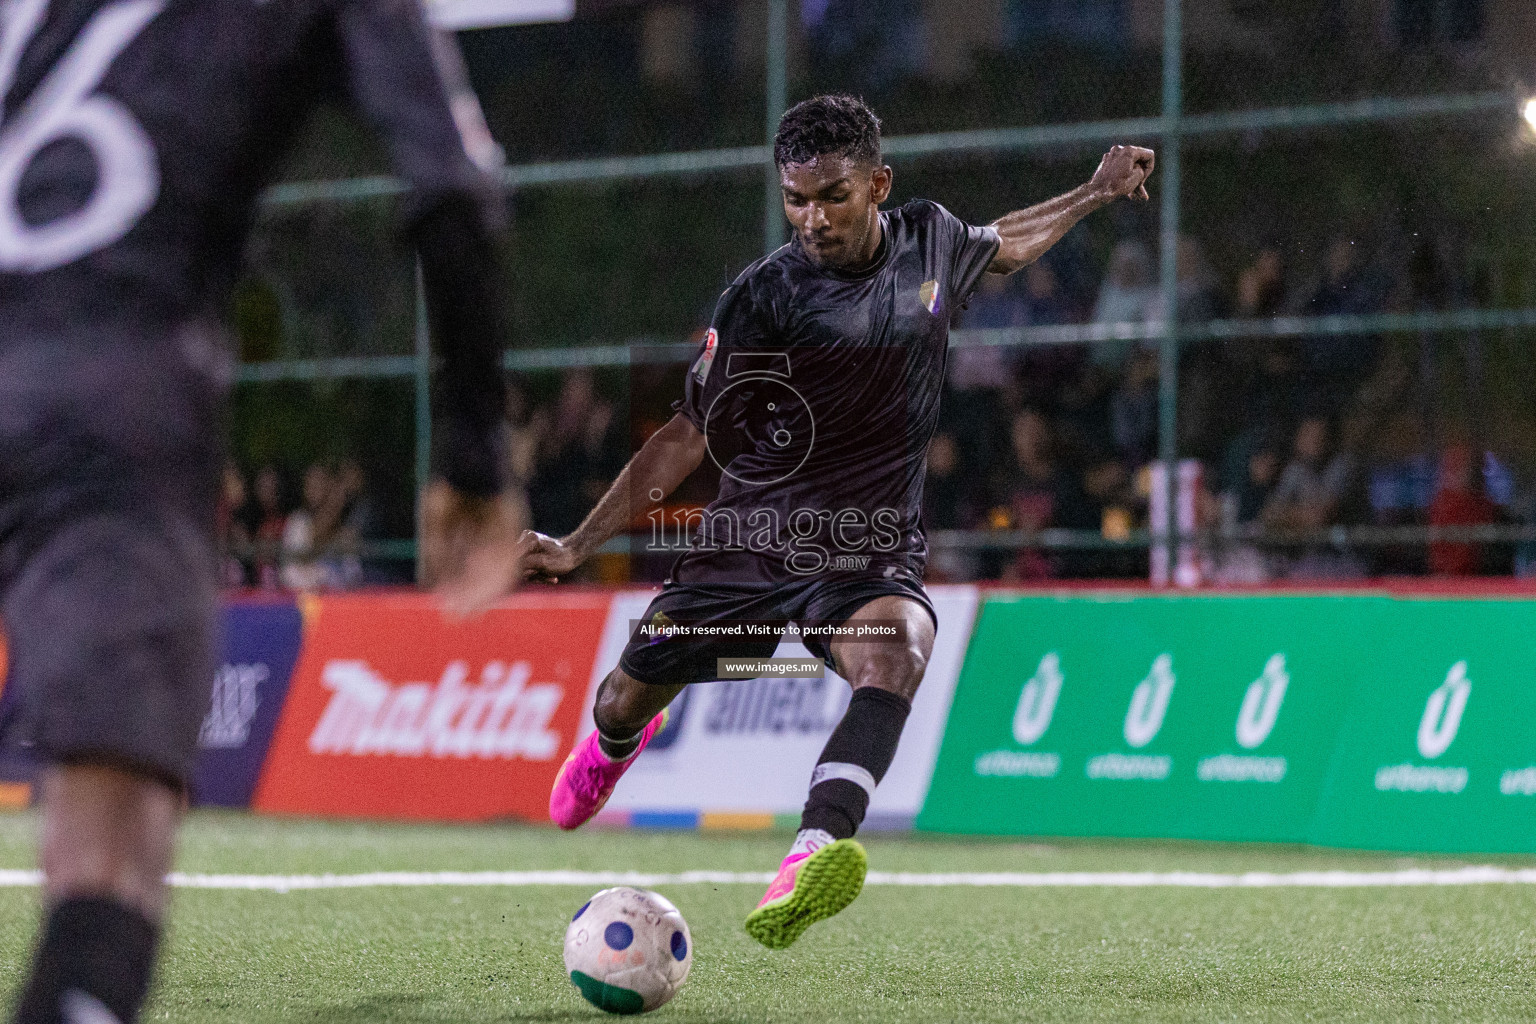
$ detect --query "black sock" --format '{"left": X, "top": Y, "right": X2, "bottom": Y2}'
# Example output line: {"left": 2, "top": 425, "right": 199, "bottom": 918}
{"left": 12, "top": 896, "right": 160, "bottom": 1024}
{"left": 592, "top": 703, "right": 644, "bottom": 762}
{"left": 800, "top": 687, "right": 912, "bottom": 840}
{"left": 596, "top": 725, "right": 642, "bottom": 762}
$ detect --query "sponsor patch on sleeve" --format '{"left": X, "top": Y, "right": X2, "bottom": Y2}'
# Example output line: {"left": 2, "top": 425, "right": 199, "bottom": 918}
{"left": 692, "top": 328, "right": 719, "bottom": 383}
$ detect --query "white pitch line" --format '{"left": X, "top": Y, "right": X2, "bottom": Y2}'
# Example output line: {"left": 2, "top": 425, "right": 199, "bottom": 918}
{"left": 1, "top": 867, "right": 1536, "bottom": 891}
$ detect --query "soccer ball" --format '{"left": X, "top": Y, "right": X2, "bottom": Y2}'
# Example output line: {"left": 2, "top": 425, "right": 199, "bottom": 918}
{"left": 564, "top": 886, "right": 692, "bottom": 1014}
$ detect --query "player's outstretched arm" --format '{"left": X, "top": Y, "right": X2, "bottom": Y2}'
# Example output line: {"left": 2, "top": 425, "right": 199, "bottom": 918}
{"left": 523, "top": 413, "right": 708, "bottom": 582}
{"left": 986, "top": 144, "right": 1155, "bottom": 275}
{"left": 335, "top": 0, "right": 529, "bottom": 614}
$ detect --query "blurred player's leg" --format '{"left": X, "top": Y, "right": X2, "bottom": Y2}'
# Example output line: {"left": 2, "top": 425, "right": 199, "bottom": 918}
{"left": 13, "top": 766, "right": 179, "bottom": 1024}
{"left": 1, "top": 338, "right": 223, "bottom": 1024}
{"left": 746, "top": 595, "right": 934, "bottom": 950}
{"left": 549, "top": 669, "right": 682, "bottom": 830}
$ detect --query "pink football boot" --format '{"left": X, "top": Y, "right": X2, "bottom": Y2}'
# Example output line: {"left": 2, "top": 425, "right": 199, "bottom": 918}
{"left": 744, "top": 837, "right": 867, "bottom": 949}
{"left": 549, "top": 709, "right": 669, "bottom": 830}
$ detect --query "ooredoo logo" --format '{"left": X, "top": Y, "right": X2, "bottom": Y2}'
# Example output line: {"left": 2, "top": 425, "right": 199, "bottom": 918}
{"left": 1012, "top": 653, "right": 1064, "bottom": 746}
{"left": 1123, "top": 654, "right": 1175, "bottom": 748}
{"left": 307, "top": 659, "right": 562, "bottom": 760}
{"left": 1235, "top": 654, "right": 1289, "bottom": 750}
{"left": 1417, "top": 661, "right": 1471, "bottom": 760}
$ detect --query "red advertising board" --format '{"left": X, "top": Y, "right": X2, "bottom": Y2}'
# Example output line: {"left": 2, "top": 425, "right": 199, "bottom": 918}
{"left": 253, "top": 590, "right": 610, "bottom": 821}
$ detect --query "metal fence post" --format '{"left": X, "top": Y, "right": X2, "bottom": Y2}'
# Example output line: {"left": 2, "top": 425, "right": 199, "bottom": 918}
{"left": 763, "top": 0, "right": 788, "bottom": 254}
{"left": 1156, "top": 0, "right": 1183, "bottom": 582}
{"left": 413, "top": 261, "right": 431, "bottom": 578}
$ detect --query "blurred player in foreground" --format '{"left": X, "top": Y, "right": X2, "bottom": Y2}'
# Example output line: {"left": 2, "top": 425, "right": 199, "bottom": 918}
{"left": 522, "top": 95, "right": 1153, "bottom": 949}
{"left": 0, "top": 1, "right": 522, "bottom": 1020}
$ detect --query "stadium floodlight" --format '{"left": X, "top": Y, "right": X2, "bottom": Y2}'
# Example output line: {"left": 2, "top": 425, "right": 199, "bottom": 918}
{"left": 427, "top": 0, "right": 574, "bottom": 31}
{"left": 1525, "top": 97, "right": 1536, "bottom": 134}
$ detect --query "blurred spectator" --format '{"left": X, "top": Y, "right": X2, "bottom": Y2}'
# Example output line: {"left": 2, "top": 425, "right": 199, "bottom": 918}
{"left": 529, "top": 370, "right": 626, "bottom": 541}
{"left": 251, "top": 465, "right": 287, "bottom": 590}
{"left": 1091, "top": 239, "right": 1157, "bottom": 369}
{"left": 1078, "top": 452, "right": 1141, "bottom": 578}
{"left": 1294, "top": 236, "right": 1387, "bottom": 413}
{"left": 1159, "top": 237, "right": 1229, "bottom": 459}
{"left": 1223, "top": 436, "right": 1282, "bottom": 526}
{"left": 281, "top": 463, "right": 336, "bottom": 591}
{"left": 1110, "top": 348, "right": 1159, "bottom": 466}
{"left": 964, "top": 270, "right": 1028, "bottom": 329}
{"left": 996, "top": 409, "right": 1095, "bottom": 580}
{"left": 1427, "top": 444, "right": 1500, "bottom": 575}
{"left": 1245, "top": 342, "right": 1304, "bottom": 448}
{"left": 217, "top": 464, "right": 251, "bottom": 588}
{"left": 1226, "top": 247, "right": 1296, "bottom": 447}
{"left": 1014, "top": 260, "right": 1083, "bottom": 407}
{"left": 1363, "top": 411, "right": 1433, "bottom": 573}
{"left": 1093, "top": 240, "right": 1157, "bottom": 326}
{"left": 950, "top": 272, "right": 1021, "bottom": 391}
{"left": 1263, "top": 416, "right": 1364, "bottom": 579}
{"left": 504, "top": 378, "right": 539, "bottom": 489}
{"left": 329, "top": 459, "right": 372, "bottom": 586}
{"left": 924, "top": 433, "right": 972, "bottom": 532}
{"left": 1148, "top": 236, "right": 1222, "bottom": 325}
{"left": 1263, "top": 417, "right": 1352, "bottom": 533}
{"left": 1020, "top": 260, "right": 1074, "bottom": 325}
{"left": 1196, "top": 462, "right": 1270, "bottom": 586}
{"left": 1235, "top": 246, "right": 1287, "bottom": 319}
{"left": 924, "top": 432, "right": 979, "bottom": 581}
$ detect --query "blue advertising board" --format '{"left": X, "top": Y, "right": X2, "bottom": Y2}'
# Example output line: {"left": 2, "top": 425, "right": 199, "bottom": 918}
{"left": 191, "top": 598, "right": 305, "bottom": 807}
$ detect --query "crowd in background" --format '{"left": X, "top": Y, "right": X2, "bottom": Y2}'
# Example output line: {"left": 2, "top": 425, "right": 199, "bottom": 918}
{"left": 224, "top": 219, "right": 1534, "bottom": 591}
{"left": 922, "top": 228, "right": 1522, "bottom": 583}
{"left": 232, "top": 231, "right": 1534, "bottom": 590}
{"left": 218, "top": 459, "right": 387, "bottom": 590}
{"left": 499, "top": 229, "right": 1528, "bottom": 587}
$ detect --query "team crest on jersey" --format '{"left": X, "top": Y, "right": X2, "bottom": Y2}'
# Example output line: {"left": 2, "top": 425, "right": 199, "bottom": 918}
{"left": 692, "top": 328, "right": 719, "bottom": 383}
{"left": 919, "top": 279, "right": 941, "bottom": 316}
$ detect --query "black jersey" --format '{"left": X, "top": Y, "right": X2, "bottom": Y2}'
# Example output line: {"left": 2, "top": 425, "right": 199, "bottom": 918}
{"left": 673, "top": 199, "right": 999, "bottom": 585}
{"left": 0, "top": 0, "right": 507, "bottom": 492}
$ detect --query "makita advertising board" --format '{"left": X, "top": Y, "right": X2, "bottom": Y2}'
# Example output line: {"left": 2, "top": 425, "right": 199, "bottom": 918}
{"left": 918, "top": 594, "right": 1374, "bottom": 842}
{"left": 252, "top": 591, "right": 610, "bottom": 821}
{"left": 594, "top": 586, "right": 980, "bottom": 823}
{"left": 191, "top": 597, "right": 305, "bottom": 808}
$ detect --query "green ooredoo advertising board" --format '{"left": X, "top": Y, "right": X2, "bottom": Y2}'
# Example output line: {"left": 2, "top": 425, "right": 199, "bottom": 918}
{"left": 919, "top": 593, "right": 1536, "bottom": 852}
{"left": 1310, "top": 599, "right": 1536, "bottom": 853}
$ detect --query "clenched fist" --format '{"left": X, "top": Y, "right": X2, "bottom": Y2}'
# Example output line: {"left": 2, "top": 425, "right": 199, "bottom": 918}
{"left": 1090, "top": 144, "right": 1155, "bottom": 202}
{"left": 520, "top": 530, "right": 585, "bottom": 583}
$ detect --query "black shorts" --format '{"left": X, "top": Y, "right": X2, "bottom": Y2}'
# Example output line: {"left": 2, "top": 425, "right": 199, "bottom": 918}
{"left": 618, "top": 568, "right": 934, "bottom": 687}
{"left": 0, "top": 333, "right": 226, "bottom": 789}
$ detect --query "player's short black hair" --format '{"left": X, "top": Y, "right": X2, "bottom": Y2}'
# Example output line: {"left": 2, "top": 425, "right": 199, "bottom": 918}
{"left": 773, "top": 94, "right": 882, "bottom": 169}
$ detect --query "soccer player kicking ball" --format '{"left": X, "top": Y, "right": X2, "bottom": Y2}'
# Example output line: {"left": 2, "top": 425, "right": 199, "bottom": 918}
{"left": 0, "top": 3, "right": 522, "bottom": 1022}
{"left": 524, "top": 95, "right": 1153, "bottom": 950}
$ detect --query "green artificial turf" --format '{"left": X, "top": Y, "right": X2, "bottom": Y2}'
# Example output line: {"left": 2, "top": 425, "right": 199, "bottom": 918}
{"left": 0, "top": 812, "right": 1529, "bottom": 1022}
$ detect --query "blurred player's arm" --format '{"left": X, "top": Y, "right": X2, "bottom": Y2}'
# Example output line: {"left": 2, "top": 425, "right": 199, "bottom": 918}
{"left": 338, "top": 0, "right": 524, "bottom": 613}
{"left": 523, "top": 414, "right": 707, "bottom": 582}
{"left": 987, "top": 144, "right": 1155, "bottom": 275}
